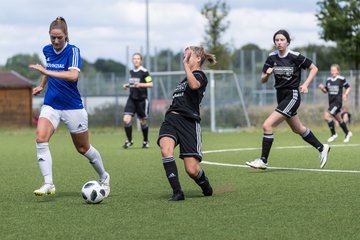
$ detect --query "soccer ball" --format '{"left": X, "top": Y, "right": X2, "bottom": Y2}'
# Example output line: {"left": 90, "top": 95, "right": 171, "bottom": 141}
{"left": 81, "top": 180, "right": 106, "bottom": 204}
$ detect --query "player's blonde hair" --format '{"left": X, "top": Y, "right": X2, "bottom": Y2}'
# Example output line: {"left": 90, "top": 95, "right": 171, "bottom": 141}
{"left": 331, "top": 64, "right": 341, "bottom": 73}
{"left": 187, "top": 46, "right": 217, "bottom": 66}
{"left": 49, "top": 16, "right": 69, "bottom": 42}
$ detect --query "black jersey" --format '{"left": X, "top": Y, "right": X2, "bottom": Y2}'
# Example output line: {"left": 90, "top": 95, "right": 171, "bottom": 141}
{"left": 263, "top": 50, "right": 313, "bottom": 89}
{"left": 166, "top": 70, "right": 208, "bottom": 121}
{"left": 128, "top": 66, "right": 152, "bottom": 100}
{"left": 324, "top": 75, "right": 349, "bottom": 104}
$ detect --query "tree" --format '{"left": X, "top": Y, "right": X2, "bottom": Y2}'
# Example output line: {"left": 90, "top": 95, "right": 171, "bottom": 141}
{"left": 4, "top": 54, "right": 43, "bottom": 81}
{"left": 293, "top": 44, "right": 349, "bottom": 71}
{"left": 94, "top": 58, "right": 126, "bottom": 75}
{"left": 201, "top": 0, "right": 231, "bottom": 70}
{"left": 316, "top": 0, "right": 360, "bottom": 107}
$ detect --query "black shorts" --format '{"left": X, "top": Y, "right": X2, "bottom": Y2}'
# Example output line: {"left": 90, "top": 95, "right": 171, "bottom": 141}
{"left": 275, "top": 89, "right": 301, "bottom": 118}
{"left": 124, "top": 98, "right": 149, "bottom": 119}
{"left": 328, "top": 102, "right": 342, "bottom": 116}
{"left": 157, "top": 112, "right": 202, "bottom": 161}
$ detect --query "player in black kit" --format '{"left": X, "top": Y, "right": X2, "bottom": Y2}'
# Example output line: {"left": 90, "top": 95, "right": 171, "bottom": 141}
{"left": 158, "top": 46, "right": 216, "bottom": 201}
{"left": 122, "top": 53, "right": 153, "bottom": 149}
{"left": 319, "top": 64, "right": 352, "bottom": 143}
{"left": 246, "top": 29, "right": 330, "bottom": 170}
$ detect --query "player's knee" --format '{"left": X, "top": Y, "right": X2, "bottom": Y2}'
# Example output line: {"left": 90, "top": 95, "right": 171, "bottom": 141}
{"left": 160, "top": 145, "right": 173, "bottom": 157}
{"left": 123, "top": 115, "right": 132, "bottom": 125}
{"left": 139, "top": 118, "right": 147, "bottom": 125}
{"left": 36, "top": 132, "right": 48, "bottom": 143}
{"left": 76, "top": 145, "right": 89, "bottom": 155}
{"left": 185, "top": 165, "right": 198, "bottom": 178}
{"left": 262, "top": 122, "right": 272, "bottom": 133}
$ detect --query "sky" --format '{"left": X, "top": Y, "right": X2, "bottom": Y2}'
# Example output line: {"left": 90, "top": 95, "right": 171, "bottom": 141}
{"left": 0, "top": 0, "right": 333, "bottom": 67}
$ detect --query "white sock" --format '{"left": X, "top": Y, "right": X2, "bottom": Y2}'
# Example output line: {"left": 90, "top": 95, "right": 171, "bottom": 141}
{"left": 84, "top": 145, "right": 106, "bottom": 179}
{"left": 36, "top": 142, "right": 53, "bottom": 184}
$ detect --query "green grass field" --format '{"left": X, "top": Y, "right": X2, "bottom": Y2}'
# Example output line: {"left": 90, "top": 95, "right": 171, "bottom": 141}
{"left": 1, "top": 126, "right": 360, "bottom": 240}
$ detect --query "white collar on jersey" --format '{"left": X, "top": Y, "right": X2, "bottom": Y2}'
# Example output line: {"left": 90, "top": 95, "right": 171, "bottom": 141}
{"left": 53, "top": 42, "right": 68, "bottom": 54}
{"left": 277, "top": 49, "right": 289, "bottom": 58}
{"left": 133, "top": 66, "right": 146, "bottom": 72}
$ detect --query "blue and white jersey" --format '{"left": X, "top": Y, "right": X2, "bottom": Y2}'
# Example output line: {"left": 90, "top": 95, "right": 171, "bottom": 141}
{"left": 43, "top": 42, "right": 83, "bottom": 110}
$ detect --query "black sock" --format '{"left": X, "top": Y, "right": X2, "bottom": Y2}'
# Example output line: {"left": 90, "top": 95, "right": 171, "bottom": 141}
{"left": 162, "top": 157, "right": 182, "bottom": 194}
{"left": 327, "top": 120, "right": 336, "bottom": 135}
{"left": 193, "top": 169, "right": 207, "bottom": 185}
{"left": 339, "top": 121, "right": 349, "bottom": 135}
{"left": 261, "top": 133, "right": 274, "bottom": 163}
{"left": 141, "top": 124, "right": 149, "bottom": 142}
{"left": 124, "top": 123, "right": 132, "bottom": 142}
{"left": 302, "top": 129, "right": 323, "bottom": 152}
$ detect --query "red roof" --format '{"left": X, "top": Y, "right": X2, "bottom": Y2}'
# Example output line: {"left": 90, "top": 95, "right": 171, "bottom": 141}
{"left": 0, "top": 71, "right": 35, "bottom": 88}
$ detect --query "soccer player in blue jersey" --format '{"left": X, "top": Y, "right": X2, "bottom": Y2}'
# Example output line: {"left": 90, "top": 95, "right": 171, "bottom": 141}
{"left": 122, "top": 53, "right": 153, "bottom": 149}
{"left": 158, "top": 46, "right": 216, "bottom": 201}
{"left": 319, "top": 64, "right": 352, "bottom": 143}
{"left": 246, "top": 29, "right": 330, "bottom": 170}
{"left": 29, "top": 17, "right": 110, "bottom": 197}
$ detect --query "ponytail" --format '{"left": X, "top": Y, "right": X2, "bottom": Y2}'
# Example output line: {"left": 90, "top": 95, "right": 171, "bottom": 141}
{"left": 188, "top": 46, "right": 217, "bottom": 66}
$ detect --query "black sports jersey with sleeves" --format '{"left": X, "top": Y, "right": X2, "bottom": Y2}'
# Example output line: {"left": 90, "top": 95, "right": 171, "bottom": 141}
{"left": 325, "top": 75, "right": 349, "bottom": 105}
{"left": 166, "top": 70, "right": 208, "bottom": 121}
{"left": 263, "top": 50, "right": 312, "bottom": 89}
{"left": 129, "top": 66, "right": 152, "bottom": 100}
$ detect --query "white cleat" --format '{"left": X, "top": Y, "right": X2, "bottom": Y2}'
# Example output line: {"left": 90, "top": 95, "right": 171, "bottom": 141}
{"left": 99, "top": 172, "right": 110, "bottom": 198}
{"left": 320, "top": 144, "right": 330, "bottom": 169}
{"left": 327, "top": 134, "right": 338, "bottom": 143}
{"left": 246, "top": 159, "right": 268, "bottom": 170}
{"left": 344, "top": 132, "right": 353, "bottom": 143}
{"left": 33, "top": 183, "right": 56, "bottom": 196}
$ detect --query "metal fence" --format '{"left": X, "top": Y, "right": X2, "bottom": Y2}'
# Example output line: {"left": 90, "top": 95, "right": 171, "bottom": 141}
{"left": 32, "top": 49, "right": 359, "bottom": 129}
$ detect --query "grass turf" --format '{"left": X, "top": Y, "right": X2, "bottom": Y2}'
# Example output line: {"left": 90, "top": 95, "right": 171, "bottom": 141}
{"left": 1, "top": 126, "right": 360, "bottom": 239}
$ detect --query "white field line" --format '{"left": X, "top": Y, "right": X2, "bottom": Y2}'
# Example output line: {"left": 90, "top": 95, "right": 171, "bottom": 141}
{"left": 202, "top": 143, "right": 360, "bottom": 173}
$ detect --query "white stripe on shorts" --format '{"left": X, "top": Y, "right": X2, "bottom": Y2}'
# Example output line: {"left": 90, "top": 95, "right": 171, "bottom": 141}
{"left": 283, "top": 89, "right": 298, "bottom": 115}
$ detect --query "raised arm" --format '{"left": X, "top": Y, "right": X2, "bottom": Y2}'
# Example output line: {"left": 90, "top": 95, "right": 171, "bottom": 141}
{"left": 29, "top": 64, "right": 80, "bottom": 82}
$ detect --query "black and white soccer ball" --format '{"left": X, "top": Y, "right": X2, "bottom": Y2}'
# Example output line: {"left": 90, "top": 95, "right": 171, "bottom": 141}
{"left": 81, "top": 180, "right": 105, "bottom": 204}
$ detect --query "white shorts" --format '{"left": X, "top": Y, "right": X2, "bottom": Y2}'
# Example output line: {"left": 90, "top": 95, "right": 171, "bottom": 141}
{"left": 39, "top": 105, "right": 88, "bottom": 133}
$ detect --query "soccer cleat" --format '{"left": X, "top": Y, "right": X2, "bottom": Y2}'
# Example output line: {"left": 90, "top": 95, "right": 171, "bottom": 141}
{"left": 344, "top": 132, "right": 353, "bottom": 143}
{"left": 327, "top": 133, "right": 338, "bottom": 142}
{"left": 142, "top": 141, "right": 150, "bottom": 149}
{"left": 246, "top": 159, "right": 268, "bottom": 170}
{"left": 33, "top": 183, "right": 56, "bottom": 196}
{"left": 200, "top": 177, "right": 213, "bottom": 196}
{"left": 123, "top": 140, "right": 133, "bottom": 149}
{"left": 99, "top": 172, "right": 110, "bottom": 198}
{"left": 168, "top": 191, "right": 185, "bottom": 201}
{"left": 320, "top": 144, "right": 330, "bottom": 169}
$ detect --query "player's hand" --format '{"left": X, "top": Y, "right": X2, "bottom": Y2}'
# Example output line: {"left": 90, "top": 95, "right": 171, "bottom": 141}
{"left": 183, "top": 48, "right": 191, "bottom": 64}
{"left": 299, "top": 84, "right": 308, "bottom": 93}
{"left": 123, "top": 83, "right": 129, "bottom": 89}
{"left": 343, "top": 94, "right": 348, "bottom": 102}
{"left": 32, "top": 86, "right": 43, "bottom": 96}
{"left": 29, "top": 64, "right": 47, "bottom": 74}
{"left": 266, "top": 68, "right": 273, "bottom": 75}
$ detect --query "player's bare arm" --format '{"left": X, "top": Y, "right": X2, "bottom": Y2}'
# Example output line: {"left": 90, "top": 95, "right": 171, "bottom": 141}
{"left": 261, "top": 68, "right": 273, "bottom": 83}
{"left": 343, "top": 87, "right": 350, "bottom": 101}
{"left": 133, "top": 82, "right": 153, "bottom": 88}
{"left": 29, "top": 63, "right": 80, "bottom": 82}
{"left": 300, "top": 63, "right": 318, "bottom": 93}
{"left": 318, "top": 83, "right": 328, "bottom": 93}
{"left": 183, "top": 49, "right": 201, "bottom": 90}
{"left": 33, "top": 75, "right": 48, "bottom": 96}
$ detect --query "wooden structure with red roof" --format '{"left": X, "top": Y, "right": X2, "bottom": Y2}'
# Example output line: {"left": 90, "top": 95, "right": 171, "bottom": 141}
{"left": 0, "top": 71, "right": 35, "bottom": 127}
